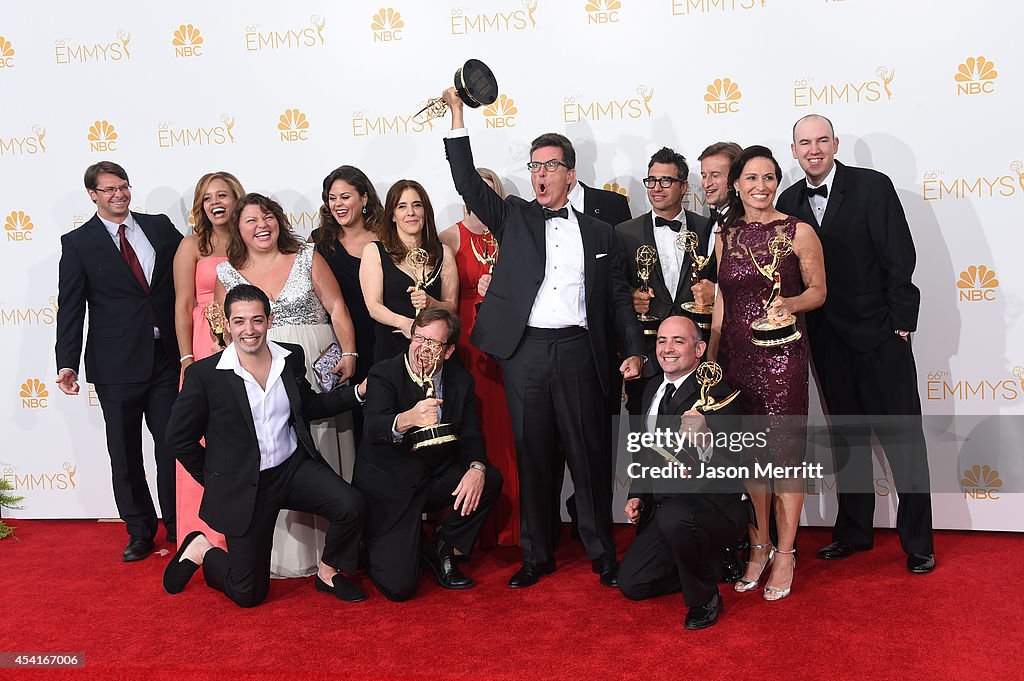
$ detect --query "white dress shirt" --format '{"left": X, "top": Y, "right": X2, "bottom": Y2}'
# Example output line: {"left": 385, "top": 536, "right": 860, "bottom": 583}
{"left": 647, "top": 370, "right": 694, "bottom": 433}
{"left": 99, "top": 212, "right": 159, "bottom": 338}
{"left": 806, "top": 162, "right": 837, "bottom": 224}
{"left": 216, "top": 341, "right": 298, "bottom": 471}
{"left": 651, "top": 210, "right": 686, "bottom": 298}
{"left": 567, "top": 180, "right": 586, "bottom": 214}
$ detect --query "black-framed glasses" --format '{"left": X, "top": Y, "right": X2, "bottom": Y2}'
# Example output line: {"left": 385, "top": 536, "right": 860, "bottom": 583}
{"left": 411, "top": 333, "right": 446, "bottom": 350}
{"left": 93, "top": 184, "right": 131, "bottom": 195}
{"left": 642, "top": 176, "right": 684, "bottom": 189}
{"left": 527, "top": 160, "right": 570, "bottom": 173}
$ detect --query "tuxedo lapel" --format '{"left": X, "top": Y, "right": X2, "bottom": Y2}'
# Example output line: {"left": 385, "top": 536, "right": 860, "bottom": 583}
{"left": 818, "top": 162, "right": 847, "bottom": 235}
{"left": 228, "top": 372, "right": 259, "bottom": 442}
{"left": 669, "top": 374, "right": 700, "bottom": 415}
{"left": 526, "top": 201, "right": 548, "bottom": 268}
{"left": 641, "top": 212, "right": 672, "bottom": 302}
{"left": 578, "top": 210, "right": 597, "bottom": 306}
{"left": 134, "top": 212, "right": 166, "bottom": 287}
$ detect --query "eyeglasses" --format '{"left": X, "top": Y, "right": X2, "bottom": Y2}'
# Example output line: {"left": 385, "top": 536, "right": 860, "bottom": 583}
{"left": 642, "top": 177, "right": 684, "bottom": 189}
{"left": 411, "top": 334, "right": 447, "bottom": 350}
{"left": 527, "top": 160, "right": 570, "bottom": 173}
{"left": 93, "top": 184, "right": 131, "bottom": 195}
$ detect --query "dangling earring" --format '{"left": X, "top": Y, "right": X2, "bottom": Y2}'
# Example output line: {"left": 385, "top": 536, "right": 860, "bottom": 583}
{"left": 362, "top": 205, "right": 368, "bottom": 215}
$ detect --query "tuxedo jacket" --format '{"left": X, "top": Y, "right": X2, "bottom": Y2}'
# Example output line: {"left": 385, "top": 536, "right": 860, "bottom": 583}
{"left": 630, "top": 370, "right": 747, "bottom": 529}
{"left": 55, "top": 212, "right": 182, "bottom": 383}
{"left": 776, "top": 161, "right": 920, "bottom": 352}
{"left": 444, "top": 134, "right": 645, "bottom": 397}
{"left": 354, "top": 354, "right": 486, "bottom": 536}
{"left": 166, "top": 343, "right": 360, "bottom": 536}
{"left": 580, "top": 181, "right": 632, "bottom": 227}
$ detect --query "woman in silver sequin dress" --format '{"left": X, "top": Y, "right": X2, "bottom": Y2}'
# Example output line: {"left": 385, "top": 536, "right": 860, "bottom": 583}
{"left": 214, "top": 193, "right": 359, "bottom": 578}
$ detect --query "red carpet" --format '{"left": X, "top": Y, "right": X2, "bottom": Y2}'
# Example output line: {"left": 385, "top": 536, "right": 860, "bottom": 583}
{"left": 1, "top": 520, "right": 1021, "bottom": 680}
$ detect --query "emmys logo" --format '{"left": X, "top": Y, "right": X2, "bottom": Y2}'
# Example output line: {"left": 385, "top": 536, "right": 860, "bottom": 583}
{"left": 586, "top": 0, "right": 621, "bottom": 24}
{"left": 961, "top": 464, "right": 1002, "bottom": 500}
{"left": 563, "top": 85, "right": 653, "bottom": 123}
{"left": 0, "top": 124, "right": 46, "bottom": 157}
{"left": 922, "top": 164, "right": 1020, "bottom": 201}
{"left": 3, "top": 463, "right": 78, "bottom": 492}
{"left": 88, "top": 120, "right": 118, "bottom": 152}
{"left": 704, "top": 78, "right": 741, "bottom": 115}
{"left": 957, "top": 265, "right": 999, "bottom": 302}
{"left": 245, "top": 16, "right": 326, "bottom": 51}
{"left": 158, "top": 115, "right": 235, "bottom": 149}
{"left": 792, "top": 66, "right": 894, "bottom": 107}
{"left": 55, "top": 30, "right": 131, "bottom": 64}
{"left": 681, "top": 185, "right": 707, "bottom": 212}
{"left": 278, "top": 109, "right": 310, "bottom": 142}
{"left": 0, "top": 296, "right": 57, "bottom": 327}
{"left": 483, "top": 94, "right": 517, "bottom": 129}
{"left": 173, "top": 24, "right": 204, "bottom": 58}
{"left": 955, "top": 56, "right": 997, "bottom": 96}
{"left": 287, "top": 210, "right": 320, "bottom": 233}
{"left": 603, "top": 182, "right": 629, "bottom": 202}
{"left": 0, "top": 36, "right": 15, "bottom": 68}
{"left": 4, "top": 210, "right": 33, "bottom": 242}
{"left": 671, "top": 0, "right": 766, "bottom": 16}
{"left": 352, "top": 108, "right": 433, "bottom": 137}
{"left": 20, "top": 378, "right": 48, "bottom": 409}
{"left": 371, "top": 8, "right": 404, "bottom": 42}
{"left": 451, "top": 1, "right": 538, "bottom": 35}
{"left": 926, "top": 369, "right": 1022, "bottom": 402}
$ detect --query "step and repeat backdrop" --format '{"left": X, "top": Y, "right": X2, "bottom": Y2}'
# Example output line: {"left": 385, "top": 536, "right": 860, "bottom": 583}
{"left": 2, "top": 0, "right": 1020, "bottom": 530}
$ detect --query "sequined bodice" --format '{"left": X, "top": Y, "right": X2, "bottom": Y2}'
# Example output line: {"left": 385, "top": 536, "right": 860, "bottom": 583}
{"left": 216, "top": 243, "right": 329, "bottom": 326}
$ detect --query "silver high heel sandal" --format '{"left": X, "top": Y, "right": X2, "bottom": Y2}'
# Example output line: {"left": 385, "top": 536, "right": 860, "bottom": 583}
{"left": 763, "top": 548, "right": 797, "bottom": 601}
{"left": 734, "top": 543, "right": 775, "bottom": 593}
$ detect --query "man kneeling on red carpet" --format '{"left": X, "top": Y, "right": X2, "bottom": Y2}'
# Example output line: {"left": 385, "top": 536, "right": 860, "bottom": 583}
{"left": 354, "top": 308, "right": 503, "bottom": 601}
{"left": 163, "top": 284, "right": 367, "bottom": 607}
{"left": 618, "top": 316, "right": 750, "bottom": 630}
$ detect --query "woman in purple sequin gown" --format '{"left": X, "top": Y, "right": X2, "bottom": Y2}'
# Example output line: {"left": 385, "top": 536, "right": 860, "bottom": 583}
{"left": 709, "top": 146, "right": 826, "bottom": 601}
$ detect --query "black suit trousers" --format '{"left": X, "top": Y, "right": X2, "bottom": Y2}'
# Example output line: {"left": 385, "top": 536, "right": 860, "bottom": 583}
{"left": 811, "top": 320, "right": 934, "bottom": 555}
{"left": 92, "top": 340, "right": 178, "bottom": 539}
{"left": 202, "top": 450, "right": 364, "bottom": 608}
{"left": 619, "top": 495, "right": 747, "bottom": 607}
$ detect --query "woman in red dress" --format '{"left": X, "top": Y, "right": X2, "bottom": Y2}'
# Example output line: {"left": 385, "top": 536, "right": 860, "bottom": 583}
{"left": 439, "top": 168, "right": 519, "bottom": 547}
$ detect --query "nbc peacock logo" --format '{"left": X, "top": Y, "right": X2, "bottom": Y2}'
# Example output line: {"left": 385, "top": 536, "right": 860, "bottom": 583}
{"left": 960, "top": 464, "right": 1002, "bottom": 500}
{"left": 173, "top": 24, "right": 204, "bottom": 58}
{"left": 20, "top": 378, "right": 48, "bottom": 408}
{"left": 603, "top": 182, "right": 629, "bottom": 203}
{"left": 278, "top": 109, "right": 310, "bottom": 142}
{"left": 705, "top": 78, "right": 742, "bottom": 115}
{"left": 483, "top": 94, "right": 517, "bottom": 129}
{"left": 87, "top": 120, "right": 118, "bottom": 152}
{"left": 957, "top": 265, "right": 998, "bottom": 302}
{"left": 4, "top": 210, "right": 33, "bottom": 242}
{"left": 0, "top": 35, "right": 14, "bottom": 68}
{"left": 586, "top": 0, "right": 621, "bottom": 24}
{"left": 955, "top": 56, "right": 997, "bottom": 96}
{"left": 372, "top": 8, "right": 404, "bottom": 42}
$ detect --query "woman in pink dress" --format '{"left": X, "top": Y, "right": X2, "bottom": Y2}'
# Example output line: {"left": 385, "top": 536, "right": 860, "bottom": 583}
{"left": 172, "top": 171, "right": 245, "bottom": 549}
{"left": 439, "top": 168, "right": 519, "bottom": 547}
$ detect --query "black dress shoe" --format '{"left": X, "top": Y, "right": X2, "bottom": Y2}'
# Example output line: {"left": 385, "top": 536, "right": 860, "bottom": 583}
{"left": 592, "top": 552, "right": 619, "bottom": 588}
{"left": 421, "top": 536, "right": 474, "bottom": 590}
{"left": 122, "top": 536, "right": 155, "bottom": 562}
{"left": 315, "top": 573, "right": 367, "bottom": 602}
{"left": 907, "top": 553, "right": 936, "bottom": 574}
{"left": 684, "top": 592, "right": 723, "bottom": 630}
{"left": 817, "top": 541, "right": 865, "bottom": 560}
{"left": 162, "top": 531, "right": 203, "bottom": 594}
{"left": 507, "top": 560, "right": 556, "bottom": 588}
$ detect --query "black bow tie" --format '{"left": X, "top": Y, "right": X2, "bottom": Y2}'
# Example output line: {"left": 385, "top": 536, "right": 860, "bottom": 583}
{"left": 708, "top": 207, "right": 719, "bottom": 223}
{"left": 806, "top": 184, "right": 828, "bottom": 199}
{"left": 542, "top": 207, "right": 569, "bottom": 220}
{"left": 654, "top": 216, "right": 682, "bottom": 232}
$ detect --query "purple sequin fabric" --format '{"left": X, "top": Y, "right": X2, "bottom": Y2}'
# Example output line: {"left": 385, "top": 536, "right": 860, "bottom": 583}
{"left": 717, "top": 216, "right": 808, "bottom": 465}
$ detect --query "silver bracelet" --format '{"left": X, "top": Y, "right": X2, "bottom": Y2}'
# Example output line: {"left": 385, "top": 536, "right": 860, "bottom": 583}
{"left": 179, "top": 354, "right": 194, "bottom": 364}
{"left": 341, "top": 351, "right": 359, "bottom": 358}
{"left": 469, "top": 462, "right": 486, "bottom": 474}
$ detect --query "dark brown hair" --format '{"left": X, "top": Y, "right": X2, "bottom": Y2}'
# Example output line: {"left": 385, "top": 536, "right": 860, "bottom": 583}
{"left": 723, "top": 145, "right": 784, "bottom": 229}
{"left": 84, "top": 161, "right": 129, "bottom": 190}
{"left": 226, "top": 193, "right": 304, "bottom": 268}
{"left": 530, "top": 132, "right": 576, "bottom": 169}
{"left": 379, "top": 180, "right": 443, "bottom": 267}
{"left": 413, "top": 307, "right": 461, "bottom": 345}
{"left": 315, "top": 165, "right": 385, "bottom": 254}
{"left": 697, "top": 142, "right": 743, "bottom": 164}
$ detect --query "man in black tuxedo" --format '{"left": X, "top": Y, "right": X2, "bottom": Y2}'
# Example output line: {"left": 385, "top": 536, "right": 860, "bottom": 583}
{"left": 617, "top": 147, "right": 712, "bottom": 415}
{"left": 618, "top": 315, "right": 749, "bottom": 630}
{"left": 441, "top": 87, "right": 646, "bottom": 589}
{"left": 162, "top": 284, "right": 366, "bottom": 607}
{"left": 776, "top": 114, "right": 935, "bottom": 574}
{"left": 569, "top": 178, "right": 632, "bottom": 227}
{"left": 355, "top": 308, "right": 502, "bottom": 601}
{"left": 55, "top": 161, "right": 182, "bottom": 561}
{"left": 696, "top": 140, "right": 743, "bottom": 293}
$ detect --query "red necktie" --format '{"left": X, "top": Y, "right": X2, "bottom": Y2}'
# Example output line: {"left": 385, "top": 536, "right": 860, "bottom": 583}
{"left": 118, "top": 224, "right": 150, "bottom": 293}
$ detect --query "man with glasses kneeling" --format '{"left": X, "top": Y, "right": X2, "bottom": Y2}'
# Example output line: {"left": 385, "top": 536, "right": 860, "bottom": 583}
{"left": 354, "top": 308, "right": 503, "bottom": 601}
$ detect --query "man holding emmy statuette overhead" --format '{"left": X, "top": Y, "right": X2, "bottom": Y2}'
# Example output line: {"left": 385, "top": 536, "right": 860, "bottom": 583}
{"left": 618, "top": 315, "right": 749, "bottom": 630}
{"left": 440, "top": 82, "right": 645, "bottom": 589}
{"left": 56, "top": 161, "right": 183, "bottom": 561}
{"left": 776, "top": 114, "right": 935, "bottom": 574}
{"left": 617, "top": 147, "right": 713, "bottom": 416}
{"left": 354, "top": 308, "right": 502, "bottom": 601}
